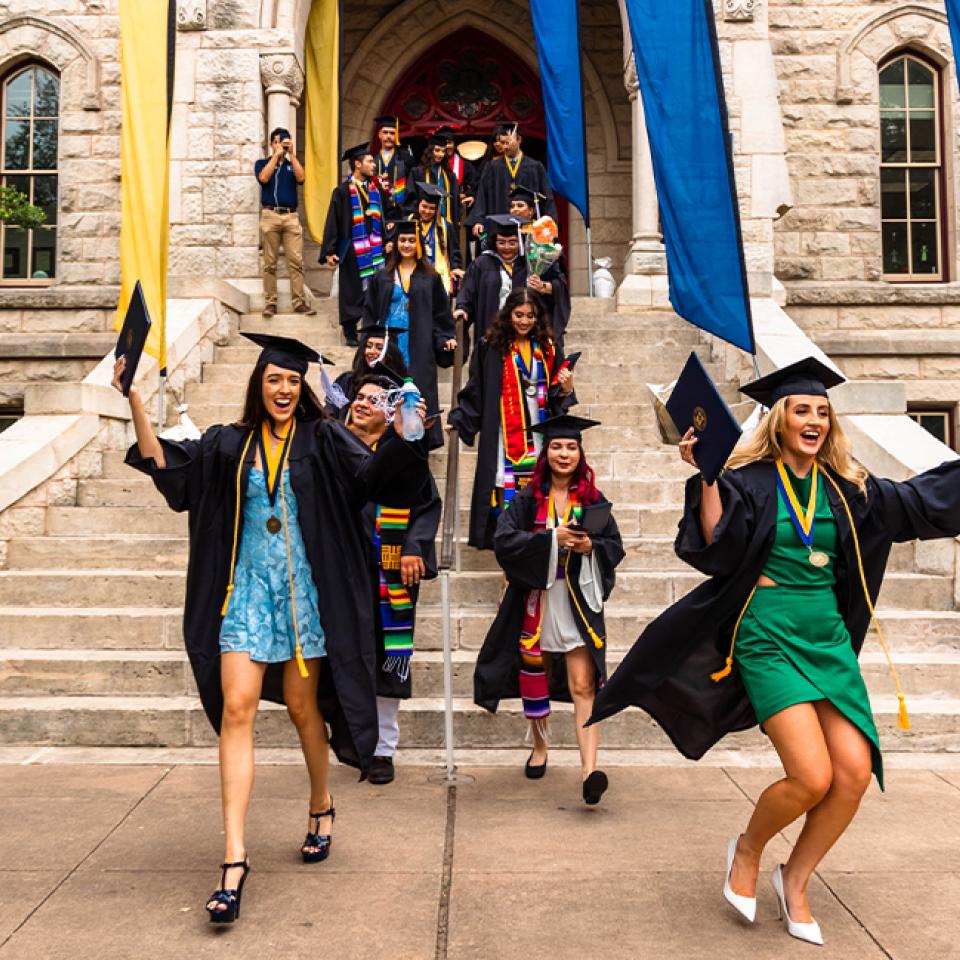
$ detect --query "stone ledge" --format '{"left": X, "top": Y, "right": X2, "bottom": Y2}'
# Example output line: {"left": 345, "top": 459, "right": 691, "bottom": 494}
{"left": 0, "top": 334, "right": 117, "bottom": 359}
{"left": 0, "top": 287, "right": 120, "bottom": 310}
{"left": 167, "top": 276, "right": 250, "bottom": 315}
{"left": 785, "top": 281, "right": 960, "bottom": 306}
{"left": 818, "top": 330, "right": 960, "bottom": 356}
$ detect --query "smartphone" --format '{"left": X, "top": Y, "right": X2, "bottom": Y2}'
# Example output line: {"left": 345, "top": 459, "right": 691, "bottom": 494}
{"left": 560, "top": 351, "right": 582, "bottom": 372}
{"left": 425, "top": 408, "right": 445, "bottom": 420}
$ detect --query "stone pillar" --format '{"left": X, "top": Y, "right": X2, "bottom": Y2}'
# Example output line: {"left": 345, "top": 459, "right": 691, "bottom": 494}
{"left": 618, "top": 56, "right": 669, "bottom": 308}
{"left": 259, "top": 52, "right": 305, "bottom": 147}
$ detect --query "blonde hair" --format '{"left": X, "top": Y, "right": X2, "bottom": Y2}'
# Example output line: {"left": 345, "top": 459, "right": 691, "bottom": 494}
{"left": 726, "top": 396, "right": 869, "bottom": 493}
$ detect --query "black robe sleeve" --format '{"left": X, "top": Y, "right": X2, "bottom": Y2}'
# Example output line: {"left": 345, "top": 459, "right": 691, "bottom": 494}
{"left": 320, "top": 186, "right": 343, "bottom": 261}
{"left": 542, "top": 261, "right": 572, "bottom": 345}
{"left": 455, "top": 258, "right": 479, "bottom": 320}
{"left": 402, "top": 476, "right": 442, "bottom": 577}
{"left": 447, "top": 339, "right": 485, "bottom": 444}
{"left": 493, "top": 497, "right": 554, "bottom": 591}
{"left": 586, "top": 507, "right": 625, "bottom": 602}
{"left": 124, "top": 431, "right": 223, "bottom": 513}
{"left": 362, "top": 268, "right": 391, "bottom": 327}
{"left": 868, "top": 459, "right": 960, "bottom": 542}
{"left": 446, "top": 216, "right": 463, "bottom": 270}
{"left": 431, "top": 273, "right": 456, "bottom": 370}
{"left": 674, "top": 472, "right": 756, "bottom": 578}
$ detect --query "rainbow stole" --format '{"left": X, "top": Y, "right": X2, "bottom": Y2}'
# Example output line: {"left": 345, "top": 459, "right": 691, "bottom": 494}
{"left": 374, "top": 505, "right": 415, "bottom": 675}
{"left": 349, "top": 176, "right": 384, "bottom": 280}
{"left": 378, "top": 150, "right": 406, "bottom": 205}
{"left": 518, "top": 492, "right": 582, "bottom": 721}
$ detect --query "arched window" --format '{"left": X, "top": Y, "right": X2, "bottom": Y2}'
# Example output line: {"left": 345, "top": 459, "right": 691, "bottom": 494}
{"left": 879, "top": 53, "right": 944, "bottom": 281}
{"left": 1, "top": 64, "right": 58, "bottom": 282}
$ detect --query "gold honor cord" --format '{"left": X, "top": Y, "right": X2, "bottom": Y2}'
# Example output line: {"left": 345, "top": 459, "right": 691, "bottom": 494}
{"left": 775, "top": 459, "right": 829, "bottom": 567}
{"left": 505, "top": 152, "right": 523, "bottom": 183}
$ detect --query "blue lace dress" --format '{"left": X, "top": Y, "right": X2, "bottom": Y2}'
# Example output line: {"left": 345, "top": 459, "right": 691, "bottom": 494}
{"left": 219, "top": 468, "right": 326, "bottom": 662}
{"left": 387, "top": 277, "right": 410, "bottom": 366}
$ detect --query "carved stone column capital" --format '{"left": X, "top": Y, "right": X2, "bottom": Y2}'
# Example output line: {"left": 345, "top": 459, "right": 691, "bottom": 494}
{"left": 724, "top": 0, "right": 756, "bottom": 21}
{"left": 623, "top": 54, "right": 639, "bottom": 99}
{"left": 259, "top": 52, "right": 305, "bottom": 101}
{"left": 176, "top": 0, "right": 207, "bottom": 31}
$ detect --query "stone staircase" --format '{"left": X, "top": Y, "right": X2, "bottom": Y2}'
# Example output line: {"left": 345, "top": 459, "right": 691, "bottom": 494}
{"left": 2, "top": 297, "right": 960, "bottom": 757}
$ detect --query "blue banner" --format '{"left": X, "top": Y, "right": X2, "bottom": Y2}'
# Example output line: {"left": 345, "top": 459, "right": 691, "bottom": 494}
{"left": 946, "top": 0, "right": 960, "bottom": 91}
{"left": 623, "top": 0, "right": 753, "bottom": 353}
{"left": 530, "top": 0, "right": 590, "bottom": 226}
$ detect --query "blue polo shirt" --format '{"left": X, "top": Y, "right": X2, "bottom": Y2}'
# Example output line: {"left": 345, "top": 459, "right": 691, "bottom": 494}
{"left": 254, "top": 156, "right": 299, "bottom": 209}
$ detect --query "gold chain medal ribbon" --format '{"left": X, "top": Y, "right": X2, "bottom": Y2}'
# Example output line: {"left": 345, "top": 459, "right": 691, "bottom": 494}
{"left": 775, "top": 458, "right": 829, "bottom": 567}
{"left": 259, "top": 419, "right": 296, "bottom": 534}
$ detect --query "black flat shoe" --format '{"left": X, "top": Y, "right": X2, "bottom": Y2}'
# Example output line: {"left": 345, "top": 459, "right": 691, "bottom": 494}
{"left": 206, "top": 857, "right": 250, "bottom": 923}
{"left": 524, "top": 753, "right": 547, "bottom": 780}
{"left": 302, "top": 801, "right": 336, "bottom": 863}
{"left": 368, "top": 756, "right": 395, "bottom": 785}
{"left": 582, "top": 770, "right": 609, "bottom": 805}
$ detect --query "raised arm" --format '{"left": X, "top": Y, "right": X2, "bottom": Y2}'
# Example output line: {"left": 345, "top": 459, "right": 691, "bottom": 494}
{"left": 112, "top": 355, "right": 164, "bottom": 468}
{"left": 870, "top": 458, "right": 960, "bottom": 543}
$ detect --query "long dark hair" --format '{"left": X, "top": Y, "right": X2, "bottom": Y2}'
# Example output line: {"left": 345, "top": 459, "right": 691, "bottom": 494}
{"left": 529, "top": 442, "right": 601, "bottom": 506}
{"left": 350, "top": 332, "right": 409, "bottom": 382}
{"left": 236, "top": 362, "right": 326, "bottom": 429}
{"left": 485, "top": 287, "right": 552, "bottom": 352}
{"left": 383, "top": 237, "right": 434, "bottom": 275}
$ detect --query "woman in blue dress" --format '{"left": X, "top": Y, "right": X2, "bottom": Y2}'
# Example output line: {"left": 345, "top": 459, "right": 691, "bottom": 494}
{"left": 113, "top": 333, "right": 430, "bottom": 923}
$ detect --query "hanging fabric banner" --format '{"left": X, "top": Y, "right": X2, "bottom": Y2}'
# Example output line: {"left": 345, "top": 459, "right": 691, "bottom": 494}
{"left": 304, "top": 0, "right": 340, "bottom": 242}
{"left": 946, "top": 0, "right": 960, "bottom": 92}
{"left": 529, "top": 0, "right": 590, "bottom": 226}
{"left": 115, "top": 0, "right": 175, "bottom": 368}
{"left": 622, "top": 0, "right": 754, "bottom": 353}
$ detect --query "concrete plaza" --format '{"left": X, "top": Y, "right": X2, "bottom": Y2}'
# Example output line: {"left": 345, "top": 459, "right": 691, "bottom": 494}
{"left": 0, "top": 750, "right": 958, "bottom": 960}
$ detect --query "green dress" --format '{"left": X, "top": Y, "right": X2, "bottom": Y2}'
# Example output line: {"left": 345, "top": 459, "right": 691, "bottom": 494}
{"left": 735, "top": 464, "right": 883, "bottom": 788}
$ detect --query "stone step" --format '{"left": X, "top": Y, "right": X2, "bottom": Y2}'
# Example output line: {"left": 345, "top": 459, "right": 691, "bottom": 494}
{"left": 0, "top": 607, "right": 183, "bottom": 650}
{"left": 4, "top": 646, "right": 960, "bottom": 701}
{"left": 6, "top": 535, "right": 191, "bottom": 571}
{"left": 46, "top": 506, "right": 187, "bottom": 537}
{"left": 0, "top": 693, "right": 955, "bottom": 750}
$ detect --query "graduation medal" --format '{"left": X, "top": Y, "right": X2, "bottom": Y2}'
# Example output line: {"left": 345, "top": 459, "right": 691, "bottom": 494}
{"left": 259, "top": 419, "right": 296, "bottom": 534}
{"left": 505, "top": 152, "right": 522, "bottom": 191}
{"left": 775, "top": 458, "right": 828, "bottom": 566}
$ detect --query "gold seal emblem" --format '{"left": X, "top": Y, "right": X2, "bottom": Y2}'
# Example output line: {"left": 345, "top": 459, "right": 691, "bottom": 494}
{"left": 693, "top": 406, "right": 708, "bottom": 432}
{"left": 266, "top": 516, "right": 282, "bottom": 534}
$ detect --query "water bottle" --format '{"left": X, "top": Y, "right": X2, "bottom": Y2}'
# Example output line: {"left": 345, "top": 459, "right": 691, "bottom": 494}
{"left": 399, "top": 377, "right": 424, "bottom": 441}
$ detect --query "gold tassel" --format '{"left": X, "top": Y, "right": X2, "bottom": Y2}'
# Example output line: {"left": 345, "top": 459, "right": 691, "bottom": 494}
{"left": 711, "top": 657, "right": 733, "bottom": 683}
{"left": 296, "top": 647, "right": 309, "bottom": 680}
{"left": 898, "top": 694, "right": 911, "bottom": 731}
{"left": 220, "top": 584, "right": 234, "bottom": 617}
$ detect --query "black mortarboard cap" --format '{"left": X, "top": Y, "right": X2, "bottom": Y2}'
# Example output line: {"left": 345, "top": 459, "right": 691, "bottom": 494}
{"left": 486, "top": 213, "right": 528, "bottom": 237}
{"left": 341, "top": 142, "right": 373, "bottom": 163}
{"left": 241, "top": 332, "right": 333, "bottom": 374}
{"left": 509, "top": 184, "right": 543, "bottom": 204}
{"left": 369, "top": 359, "right": 406, "bottom": 388}
{"left": 359, "top": 319, "right": 408, "bottom": 336}
{"left": 433, "top": 125, "right": 458, "bottom": 140}
{"left": 415, "top": 181, "right": 448, "bottom": 202}
{"left": 530, "top": 414, "right": 601, "bottom": 443}
{"left": 740, "top": 356, "right": 845, "bottom": 408}
{"left": 393, "top": 218, "right": 420, "bottom": 237}
{"left": 374, "top": 115, "right": 398, "bottom": 129}
{"left": 426, "top": 132, "right": 448, "bottom": 147}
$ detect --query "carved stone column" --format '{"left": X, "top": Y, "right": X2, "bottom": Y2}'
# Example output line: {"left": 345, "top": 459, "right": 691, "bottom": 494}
{"left": 619, "top": 56, "right": 668, "bottom": 306}
{"left": 259, "top": 52, "right": 305, "bottom": 147}
{"left": 176, "top": 0, "right": 207, "bottom": 30}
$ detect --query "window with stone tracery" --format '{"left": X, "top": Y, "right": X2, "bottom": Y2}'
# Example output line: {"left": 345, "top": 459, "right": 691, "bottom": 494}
{"left": 879, "top": 53, "right": 944, "bottom": 281}
{"left": 0, "top": 63, "right": 58, "bottom": 282}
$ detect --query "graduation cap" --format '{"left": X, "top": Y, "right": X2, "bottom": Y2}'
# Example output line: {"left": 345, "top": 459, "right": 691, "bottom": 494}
{"left": 510, "top": 184, "right": 544, "bottom": 205}
{"left": 374, "top": 115, "right": 398, "bottom": 130}
{"left": 241, "top": 332, "right": 333, "bottom": 375}
{"left": 393, "top": 219, "right": 420, "bottom": 236}
{"left": 486, "top": 213, "right": 528, "bottom": 237}
{"left": 530, "top": 414, "right": 601, "bottom": 443}
{"left": 740, "top": 357, "right": 845, "bottom": 409}
{"left": 341, "top": 142, "right": 373, "bottom": 164}
{"left": 415, "top": 181, "right": 448, "bottom": 204}
{"left": 359, "top": 319, "right": 408, "bottom": 338}
{"left": 369, "top": 359, "right": 406, "bottom": 388}
{"left": 432, "top": 125, "right": 459, "bottom": 141}
{"left": 426, "top": 132, "right": 449, "bottom": 147}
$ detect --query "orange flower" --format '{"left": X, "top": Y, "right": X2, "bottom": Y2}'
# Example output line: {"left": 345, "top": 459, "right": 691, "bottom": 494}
{"left": 530, "top": 216, "right": 558, "bottom": 245}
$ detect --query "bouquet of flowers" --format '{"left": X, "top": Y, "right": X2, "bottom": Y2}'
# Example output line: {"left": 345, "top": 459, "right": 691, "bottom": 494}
{"left": 526, "top": 216, "right": 562, "bottom": 276}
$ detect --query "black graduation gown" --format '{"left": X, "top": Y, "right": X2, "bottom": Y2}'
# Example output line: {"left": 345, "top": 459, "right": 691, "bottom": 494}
{"left": 447, "top": 338, "right": 576, "bottom": 550}
{"left": 376, "top": 148, "right": 414, "bottom": 208}
{"left": 320, "top": 179, "right": 401, "bottom": 327}
{"left": 467, "top": 154, "right": 557, "bottom": 227}
{"left": 125, "top": 420, "right": 431, "bottom": 774}
{"left": 455, "top": 253, "right": 571, "bottom": 355}
{"left": 405, "top": 163, "right": 461, "bottom": 222}
{"left": 420, "top": 215, "right": 462, "bottom": 272}
{"left": 474, "top": 486, "right": 625, "bottom": 711}
{"left": 362, "top": 266, "right": 455, "bottom": 451}
{"left": 589, "top": 458, "right": 960, "bottom": 759}
{"left": 362, "top": 475, "right": 442, "bottom": 699}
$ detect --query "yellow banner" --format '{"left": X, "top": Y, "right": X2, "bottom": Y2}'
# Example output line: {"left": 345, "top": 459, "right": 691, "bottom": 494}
{"left": 304, "top": 0, "right": 340, "bottom": 243}
{"left": 115, "top": 0, "right": 173, "bottom": 367}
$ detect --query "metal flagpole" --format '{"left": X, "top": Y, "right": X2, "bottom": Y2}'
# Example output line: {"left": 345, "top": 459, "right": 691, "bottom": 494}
{"left": 157, "top": 369, "right": 166, "bottom": 427}
{"left": 586, "top": 225, "right": 595, "bottom": 297}
{"left": 440, "top": 570, "right": 456, "bottom": 780}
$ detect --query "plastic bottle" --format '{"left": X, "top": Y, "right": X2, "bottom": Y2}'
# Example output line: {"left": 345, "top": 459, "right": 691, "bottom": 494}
{"left": 399, "top": 377, "right": 424, "bottom": 441}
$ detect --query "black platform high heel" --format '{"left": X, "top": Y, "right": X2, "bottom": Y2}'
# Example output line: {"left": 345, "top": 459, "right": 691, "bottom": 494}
{"left": 301, "top": 800, "right": 336, "bottom": 863}
{"left": 206, "top": 857, "right": 250, "bottom": 924}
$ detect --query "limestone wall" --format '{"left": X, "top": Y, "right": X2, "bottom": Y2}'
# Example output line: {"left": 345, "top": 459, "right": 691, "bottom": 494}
{"left": 769, "top": 1, "right": 960, "bottom": 286}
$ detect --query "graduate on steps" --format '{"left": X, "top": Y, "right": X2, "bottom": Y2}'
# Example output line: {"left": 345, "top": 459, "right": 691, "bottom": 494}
{"left": 321, "top": 143, "right": 402, "bottom": 347}
{"left": 447, "top": 287, "right": 576, "bottom": 550}
{"left": 406, "top": 133, "right": 461, "bottom": 225}
{"left": 412, "top": 180, "right": 464, "bottom": 295}
{"left": 474, "top": 415, "right": 624, "bottom": 805}
{"left": 374, "top": 115, "right": 413, "bottom": 209}
{"left": 346, "top": 374, "right": 442, "bottom": 785}
{"left": 114, "top": 333, "right": 430, "bottom": 924}
{"left": 322, "top": 329, "right": 408, "bottom": 420}
{"left": 589, "top": 358, "right": 960, "bottom": 946}
{"left": 362, "top": 219, "right": 456, "bottom": 451}
{"left": 434, "top": 124, "right": 478, "bottom": 218}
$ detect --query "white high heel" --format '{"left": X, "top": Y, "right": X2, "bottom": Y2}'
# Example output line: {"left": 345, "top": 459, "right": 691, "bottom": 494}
{"left": 771, "top": 863, "right": 824, "bottom": 946}
{"left": 722, "top": 836, "right": 756, "bottom": 923}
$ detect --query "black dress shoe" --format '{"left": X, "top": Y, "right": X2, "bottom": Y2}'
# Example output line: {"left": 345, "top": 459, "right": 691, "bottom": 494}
{"left": 368, "top": 756, "right": 395, "bottom": 785}
{"left": 582, "top": 769, "right": 609, "bottom": 805}
{"left": 343, "top": 331, "right": 359, "bottom": 347}
{"left": 524, "top": 752, "right": 547, "bottom": 780}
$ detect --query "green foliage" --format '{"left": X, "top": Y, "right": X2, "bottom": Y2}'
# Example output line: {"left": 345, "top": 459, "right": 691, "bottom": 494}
{"left": 0, "top": 185, "right": 46, "bottom": 229}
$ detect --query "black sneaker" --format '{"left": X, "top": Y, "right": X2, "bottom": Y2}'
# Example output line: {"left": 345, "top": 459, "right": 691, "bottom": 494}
{"left": 368, "top": 756, "right": 395, "bottom": 785}
{"left": 344, "top": 333, "right": 359, "bottom": 347}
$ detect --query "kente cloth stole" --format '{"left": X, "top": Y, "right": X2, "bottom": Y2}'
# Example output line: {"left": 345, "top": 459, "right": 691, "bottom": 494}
{"left": 498, "top": 339, "right": 555, "bottom": 509}
{"left": 422, "top": 219, "right": 452, "bottom": 294}
{"left": 349, "top": 177, "right": 384, "bottom": 280}
{"left": 373, "top": 504, "right": 415, "bottom": 680}
{"left": 378, "top": 150, "right": 405, "bottom": 205}
{"left": 518, "top": 492, "right": 582, "bottom": 722}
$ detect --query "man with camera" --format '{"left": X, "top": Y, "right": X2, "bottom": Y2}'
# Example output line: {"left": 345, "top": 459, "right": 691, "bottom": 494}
{"left": 254, "top": 127, "right": 315, "bottom": 319}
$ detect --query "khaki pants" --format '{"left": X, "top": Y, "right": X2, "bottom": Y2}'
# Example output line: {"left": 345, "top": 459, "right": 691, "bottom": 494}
{"left": 260, "top": 208, "right": 305, "bottom": 309}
